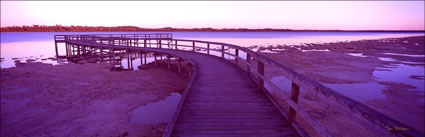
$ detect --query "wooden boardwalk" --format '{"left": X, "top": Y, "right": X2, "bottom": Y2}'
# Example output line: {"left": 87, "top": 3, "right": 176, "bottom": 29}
{"left": 56, "top": 35, "right": 300, "bottom": 137}
{"left": 169, "top": 51, "right": 300, "bottom": 137}
{"left": 55, "top": 34, "right": 424, "bottom": 137}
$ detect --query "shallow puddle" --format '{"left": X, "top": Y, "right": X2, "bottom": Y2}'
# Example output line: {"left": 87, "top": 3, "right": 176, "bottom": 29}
{"left": 301, "top": 49, "right": 330, "bottom": 52}
{"left": 324, "top": 83, "right": 387, "bottom": 101}
{"left": 373, "top": 63, "right": 425, "bottom": 92}
{"left": 382, "top": 53, "right": 425, "bottom": 58}
{"left": 128, "top": 92, "right": 181, "bottom": 125}
{"left": 268, "top": 76, "right": 387, "bottom": 102}
{"left": 120, "top": 56, "right": 156, "bottom": 70}
{"left": 345, "top": 53, "right": 367, "bottom": 57}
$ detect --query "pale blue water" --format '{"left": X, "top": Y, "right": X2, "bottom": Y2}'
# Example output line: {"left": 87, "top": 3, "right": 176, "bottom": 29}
{"left": 1, "top": 31, "right": 423, "bottom": 43}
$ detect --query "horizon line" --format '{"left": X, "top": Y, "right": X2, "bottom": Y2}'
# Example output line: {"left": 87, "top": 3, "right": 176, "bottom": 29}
{"left": 1, "top": 25, "right": 424, "bottom": 32}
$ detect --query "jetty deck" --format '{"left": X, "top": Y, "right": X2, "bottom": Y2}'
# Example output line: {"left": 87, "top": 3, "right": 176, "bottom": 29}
{"left": 54, "top": 34, "right": 423, "bottom": 137}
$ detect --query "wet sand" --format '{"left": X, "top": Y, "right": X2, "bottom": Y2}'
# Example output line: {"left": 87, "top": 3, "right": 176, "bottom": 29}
{"left": 260, "top": 36, "right": 424, "bottom": 136}
{"left": 1, "top": 62, "right": 187, "bottom": 137}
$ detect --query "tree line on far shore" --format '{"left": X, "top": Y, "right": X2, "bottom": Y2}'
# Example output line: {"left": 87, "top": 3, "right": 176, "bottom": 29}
{"left": 0, "top": 25, "right": 292, "bottom": 32}
{"left": 1, "top": 25, "right": 423, "bottom": 32}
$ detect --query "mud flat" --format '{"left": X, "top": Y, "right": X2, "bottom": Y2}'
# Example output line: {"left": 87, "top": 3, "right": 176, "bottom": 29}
{"left": 260, "top": 36, "right": 424, "bottom": 136}
{"left": 1, "top": 62, "right": 188, "bottom": 137}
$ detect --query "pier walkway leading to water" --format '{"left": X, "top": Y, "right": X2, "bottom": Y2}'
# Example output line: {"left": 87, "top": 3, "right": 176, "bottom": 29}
{"left": 54, "top": 34, "right": 423, "bottom": 137}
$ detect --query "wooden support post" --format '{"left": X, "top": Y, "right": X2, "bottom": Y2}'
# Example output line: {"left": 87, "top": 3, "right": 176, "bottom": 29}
{"left": 175, "top": 41, "right": 178, "bottom": 50}
{"left": 65, "top": 43, "right": 69, "bottom": 57}
{"left": 207, "top": 43, "right": 210, "bottom": 55}
{"left": 68, "top": 44, "right": 71, "bottom": 56}
{"left": 77, "top": 45, "right": 81, "bottom": 55}
{"left": 159, "top": 40, "right": 162, "bottom": 48}
{"left": 221, "top": 45, "right": 225, "bottom": 58}
{"left": 257, "top": 61, "right": 264, "bottom": 91}
{"left": 127, "top": 51, "right": 131, "bottom": 69}
{"left": 100, "top": 48, "right": 103, "bottom": 61}
{"left": 67, "top": 44, "right": 71, "bottom": 56}
{"left": 130, "top": 52, "right": 133, "bottom": 69}
{"left": 178, "top": 58, "right": 182, "bottom": 73}
{"left": 70, "top": 45, "right": 74, "bottom": 56}
{"left": 154, "top": 53, "right": 157, "bottom": 67}
{"left": 192, "top": 41, "right": 195, "bottom": 52}
{"left": 144, "top": 53, "right": 147, "bottom": 65}
{"left": 235, "top": 49, "right": 239, "bottom": 64}
{"left": 167, "top": 55, "right": 171, "bottom": 70}
{"left": 167, "top": 40, "right": 170, "bottom": 49}
{"left": 140, "top": 52, "right": 143, "bottom": 65}
{"left": 288, "top": 82, "right": 300, "bottom": 124}
{"left": 144, "top": 39, "right": 147, "bottom": 48}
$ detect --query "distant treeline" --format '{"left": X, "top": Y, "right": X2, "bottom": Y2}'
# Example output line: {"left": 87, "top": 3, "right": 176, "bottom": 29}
{"left": 1, "top": 25, "right": 424, "bottom": 32}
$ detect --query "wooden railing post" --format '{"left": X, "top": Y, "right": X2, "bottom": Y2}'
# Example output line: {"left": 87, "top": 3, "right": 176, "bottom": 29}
{"left": 175, "top": 41, "right": 178, "bottom": 50}
{"left": 257, "top": 61, "right": 264, "bottom": 91}
{"left": 207, "top": 43, "right": 210, "bottom": 55}
{"left": 288, "top": 82, "right": 300, "bottom": 124}
{"left": 235, "top": 49, "right": 239, "bottom": 64}
{"left": 55, "top": 42, "right": 59, "bottom": 57}
{"left": 246, "top": 54, "right": 251, "bottom": 72}
{"left": 221, "top": 45, "right": 225, "bottom": 58}
{"left": 192, "top": 41, "right": 195, "bottom": 52}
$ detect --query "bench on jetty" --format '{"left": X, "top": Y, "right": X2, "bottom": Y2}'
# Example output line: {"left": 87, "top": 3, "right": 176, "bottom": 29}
{"left": 54, "top": 34, "right": 423, "bottom": 137}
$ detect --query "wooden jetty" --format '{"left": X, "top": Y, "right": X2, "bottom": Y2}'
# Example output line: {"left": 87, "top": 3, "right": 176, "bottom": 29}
{"left": 54, "top": 34, "right": 423, "bottom": 137}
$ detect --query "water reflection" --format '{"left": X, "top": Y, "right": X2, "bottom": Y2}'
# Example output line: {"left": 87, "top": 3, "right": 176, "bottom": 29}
{"left": 0, "top": 41, "right": 66, "bottom": 68}
{"left": 129, "top": 92, "right": 181, "bottom": 125}
{"left": 374, "top": 64, "right": 425, "bottom": 92}
{"left": 324, "top": 83, "right": 387, "bottom": 101}
{"left": 268, "top": 76, "right": 387, "bottom": 102}
{"left": 189, "top": 33, "right": 425, "bottom": 46}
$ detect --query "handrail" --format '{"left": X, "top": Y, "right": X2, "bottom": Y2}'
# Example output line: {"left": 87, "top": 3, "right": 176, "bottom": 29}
{"left": 55, "top": 34, "right": 424, "bottom": 137}
{"left": 170, "top": 38, "right": 423, "bottom": 137}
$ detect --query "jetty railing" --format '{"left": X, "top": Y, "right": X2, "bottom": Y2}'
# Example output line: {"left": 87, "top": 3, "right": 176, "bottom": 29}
{"left": 55, "top": 34, "right": 423, "bottom": 137}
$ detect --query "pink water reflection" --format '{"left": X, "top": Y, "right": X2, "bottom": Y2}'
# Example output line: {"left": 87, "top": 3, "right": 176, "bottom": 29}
{"left": 0, "top": 41, "right": 65, "bottom": 68}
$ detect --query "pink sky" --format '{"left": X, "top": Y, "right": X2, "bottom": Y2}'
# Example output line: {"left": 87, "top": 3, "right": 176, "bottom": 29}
{"left": 1, "top": 1, "right": 424, "bottom": 30}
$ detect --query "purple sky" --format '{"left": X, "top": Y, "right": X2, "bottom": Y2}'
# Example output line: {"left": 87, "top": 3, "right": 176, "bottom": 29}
{"left": 1, "top": 1, "right": 424, "bottom": 30}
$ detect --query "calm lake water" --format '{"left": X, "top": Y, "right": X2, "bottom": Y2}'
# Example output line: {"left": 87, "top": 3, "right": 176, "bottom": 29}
{"left": 1, "top": 32, "right": 424, "bottom": 105}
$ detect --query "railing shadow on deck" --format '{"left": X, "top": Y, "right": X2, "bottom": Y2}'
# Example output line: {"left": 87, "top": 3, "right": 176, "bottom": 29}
{"left": 54, "top": 34, "right": 424, "bottom": 137}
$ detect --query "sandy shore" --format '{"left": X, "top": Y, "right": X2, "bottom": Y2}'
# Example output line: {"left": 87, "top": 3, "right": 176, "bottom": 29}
{"left": 1, "top": 62, "right": 187, "bottom": 137}
{"left": 260, "top": 36, "right": 424, "bottom": 136}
